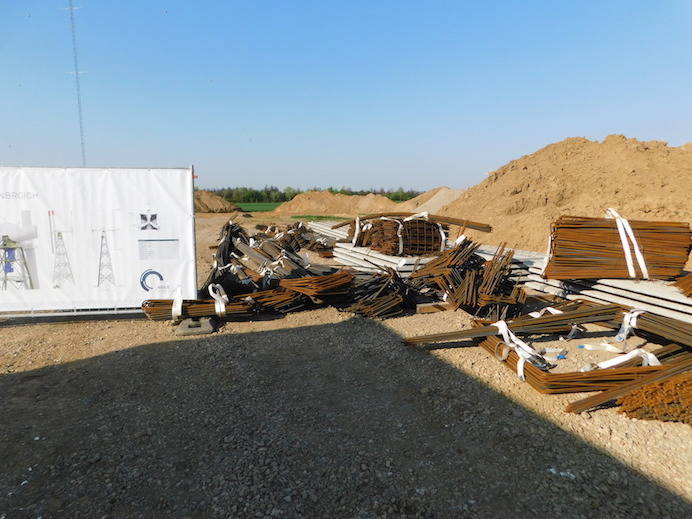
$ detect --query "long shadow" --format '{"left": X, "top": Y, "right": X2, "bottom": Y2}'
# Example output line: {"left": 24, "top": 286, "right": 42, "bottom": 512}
{"left": 0, "top": 317, "right": 689, "bottom": 518}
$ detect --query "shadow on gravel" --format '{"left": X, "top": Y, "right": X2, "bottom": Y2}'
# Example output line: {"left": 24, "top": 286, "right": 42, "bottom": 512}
{"left": 1, "top": 317, "right": 689, "bottom": 518}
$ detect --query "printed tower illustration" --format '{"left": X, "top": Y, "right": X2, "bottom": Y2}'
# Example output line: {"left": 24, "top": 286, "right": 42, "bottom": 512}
{"left": 97, "top": 231, "right": 115, "bottom": 287}
{"left": 52, "top": 232, "right": 74, "bottom": 288}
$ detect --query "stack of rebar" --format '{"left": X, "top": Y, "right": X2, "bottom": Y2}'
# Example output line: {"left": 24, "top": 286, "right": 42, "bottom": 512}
{"left": 408, "top": 241, "right": 523, "bottom": 312}
{"left": 542, "top": 215, "right": 691, "bottom": 280}
{"left": 346, "top": 218, "right": 449, "bottom": 256}
{"left": 404, "top": 303, "right": 622, "bottom": 346}
{"left": 278, "top": 270, "right": 353, "bottom": 298}
{"left": 336, "top": 213, "right": 491, "bottom": 257}
{"left": 344, "top": 268, "right": 412, "bottom": 319}
{"left": 674, "top": 273, "right": 692, "bottom": 297}
{"left": 617, "top": 372, "right": 691, "bottom": 424}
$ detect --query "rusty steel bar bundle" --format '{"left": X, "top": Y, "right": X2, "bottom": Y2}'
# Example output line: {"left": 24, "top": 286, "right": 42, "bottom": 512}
{"left": 542, "top": 215, "right": 691, "bottom": 280}
{"left": 674, "top": 273, "right": 692, "bottom": 297}
{"left": 565, "top": 355, "right": 692, "bottom": 413}
{"left": 465, "top": 300, "right": 691, "bottom": 394}
{"left": 403, "top": 304, "right": 622, "bottom": 345}
{"left": 347, "top": 218, "right": 450, "bottom": 256}
{"left": 477, "top": 332, "right": 687, "bottom": 394}
{"left": 142, "top": 288, "right": 310, "bottom": 321}
{"left": 278, "top": 270, "right": 353, "bottom": 297}
{"left": 331, "top": 212, "right": 492, "bottom": 233}
{"left": 408, "top": 240, "right": 480, "bottom": 280}
{"left": 633, "top": 312, "right": 692, "bottom": 347}
{"left": 408, "top": 241, "right": 524, "bottom": 311}
{"left": 345, "top": 268, "right": 412, "bottom": 319}
{"left": 616, "top": 372, "right": 691, "bottom": 424}
{"left": 346, "top": 292, "right": 406, "bottom": 319}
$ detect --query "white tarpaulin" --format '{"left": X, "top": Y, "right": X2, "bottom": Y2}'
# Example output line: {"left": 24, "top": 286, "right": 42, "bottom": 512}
{"left": 0, "top": 167, "right": 196, "bottom": 314}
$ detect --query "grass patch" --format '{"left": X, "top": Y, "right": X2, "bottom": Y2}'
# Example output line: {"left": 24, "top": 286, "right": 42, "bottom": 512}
{"left": 290, "top": 215, "right": 350, "bottom": 221}
{"left": 236, "top": 202, "right": 282, "bottom": 212}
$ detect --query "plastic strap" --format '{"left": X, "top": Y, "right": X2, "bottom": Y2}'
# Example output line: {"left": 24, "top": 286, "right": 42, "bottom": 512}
{"left": 380, "top": 217, "right": 404, "bottom": 255}
{"left": 528, "top": 306, "right": 564, "bottom": 318}
{"left": 539, "top": 234, "right": 552, "bottom": 275}
{"left": 613, "top": 309, "right": 646, "bottom": 343}
{"left": 437, "top": 223, "right": 446, "bottom": 251}
{"left": 171, "top": 287, "right": 183, "bottom": 320}
{"left": 595, "top": 348, "right": 660, "bottom": 370}
{"left": 493, "top": 320, "right": 540, "bottom": 381}
{"left": 351, "top": 216, "right": 361, "bottom": 246}
{"left": 208, "top": 283, "right": 229, "bottom": 317}
{"left": 402, "top": 211, "right": 430, "bottom": 222}
{"left": 605, "top": 208, "right": 649, "bottom": 279}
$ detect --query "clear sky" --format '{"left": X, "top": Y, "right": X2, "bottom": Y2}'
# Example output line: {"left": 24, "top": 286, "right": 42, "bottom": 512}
{"left": 2, "top": 1, "right": 691, "bottom": 190}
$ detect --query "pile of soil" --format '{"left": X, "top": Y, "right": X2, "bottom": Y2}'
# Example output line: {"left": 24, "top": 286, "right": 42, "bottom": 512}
{"left": 272, "top": 191, "right": 398, "bottom": 216}
{"left": 398, "top": 186, "right": 464, "bottom": 214}
{"left": 194, "top": 190, "right": 241, "bottom": 213}
{"left": 439, "top": 135, "right": 692, "bottom": 251}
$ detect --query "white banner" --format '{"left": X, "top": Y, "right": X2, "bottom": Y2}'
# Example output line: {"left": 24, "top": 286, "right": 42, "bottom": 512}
{"left": 0, "top": 167, "right": 196, "bottom": 313}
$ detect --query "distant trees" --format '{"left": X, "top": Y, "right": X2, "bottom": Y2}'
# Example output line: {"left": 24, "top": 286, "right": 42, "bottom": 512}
{"left": 210, "top": 186, "right": 421, "bottom": 203}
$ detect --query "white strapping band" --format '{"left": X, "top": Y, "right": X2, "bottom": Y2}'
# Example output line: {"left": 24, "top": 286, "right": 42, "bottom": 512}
{"left": 171, "top": 287, "right": 183, "bottom": 320}
{"left": 351, "top": 216, "right": 361, "bottom": 246}
{"left": 208, "top": 283, "right": 229, "bottom": 317}
{"left": 595, "top": 348, "right": 660, "bottom": 370}
{"left": 380, "top": 217, "right": 404, "bottom": 255}
{"left": 493, "top": 320, "right": 542, "bottom": 381}
{"left": 605, "top": 208, "right": 649, "bottom": 279}
{"left": 613, "top": 309, "right": 646, "bottom": 343}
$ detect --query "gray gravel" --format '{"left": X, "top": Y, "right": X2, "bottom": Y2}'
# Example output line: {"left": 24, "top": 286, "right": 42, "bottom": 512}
{"left": 1, "top": 316, "right": 690, "bottom": 518}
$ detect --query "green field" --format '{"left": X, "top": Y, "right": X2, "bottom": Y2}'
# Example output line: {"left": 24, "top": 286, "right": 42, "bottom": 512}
{"left": 290, "top": 215, "right": 350, "bottom": 221}
{"left": 236, "top": 202, "right": 282, "bottom": 212}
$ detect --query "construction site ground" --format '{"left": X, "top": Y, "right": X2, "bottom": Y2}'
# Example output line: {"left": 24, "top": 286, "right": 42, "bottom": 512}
{"left": 1, "top": 213, "right": 690, "bottom": 517}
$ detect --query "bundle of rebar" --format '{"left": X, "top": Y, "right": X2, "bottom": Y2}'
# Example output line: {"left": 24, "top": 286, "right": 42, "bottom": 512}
{"left": 617, "top": 372, "right": 691, "bottom": 424}
{"left": 345, "top": 218, "right": 449, "bottom": 256}
{"left": 344, "top": 268, "right": 412, "bottom": 319}
{"left": 565, "top": 355, "right": 692, "bottom": 413}
{"left": 336, "top": 212, "right": 491, "bottom": 257}
{"left": 542, "top": 215, "right": 691, "bottom": 280}
{"left": 346, "top": 292, "right": 406, "bottom": 319}
{"left": 278, "top": 270, "right": 353, "bottom": 298}
{"left": 332, "top": 212, "right": 492, "bottom": 233}
{"left": 403, "top": 303, "right": 622, "bottom": 345}
{"left": 633, "top": 312, "right": 692, "bottom": 347}
{"left": 141, "top": 297, "right": 255, "bottom": 321}
{"left": 408, "top": 241, "right": 523, "bottom": 312}
{"left": 142, "top": 287, "right": 311, "bottom": 321}
{"left": 674, "top": 272, "right": 692, "bottom": 297}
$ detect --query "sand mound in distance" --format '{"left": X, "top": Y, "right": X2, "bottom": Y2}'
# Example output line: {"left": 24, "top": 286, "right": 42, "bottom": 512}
{"left": 398, "top": 186, "right": 464, "bottom": 214}
{"left": 272, "top": 191, "right": 399, "bottom": 216}
{"left": 195, "top": 191, "right": 241, "bottom": 213}
{"left": 439, "top": 134, "right": 692, "bottom": 251}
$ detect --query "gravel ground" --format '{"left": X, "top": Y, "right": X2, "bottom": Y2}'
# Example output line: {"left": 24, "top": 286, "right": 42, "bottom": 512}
{"left": 0, "top": 214, "right": 690, "bottom": 517}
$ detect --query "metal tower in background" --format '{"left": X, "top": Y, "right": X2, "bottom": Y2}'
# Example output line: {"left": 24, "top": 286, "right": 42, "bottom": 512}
{"left": 67, "top": 0, "right": 87, "bottom": 166}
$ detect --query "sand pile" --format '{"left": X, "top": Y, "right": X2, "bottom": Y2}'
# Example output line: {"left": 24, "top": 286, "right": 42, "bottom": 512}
{"left": 195, "top": 191, "right": 241, "bottom": 213}
{"left": 272, "top": 191, "right": 398, "bottom": 216}
{"left": 439, "top": 135, "right": 692, "bottom": 251}
{"left": 398, "top": 186, "right": 464, "bottom": 214}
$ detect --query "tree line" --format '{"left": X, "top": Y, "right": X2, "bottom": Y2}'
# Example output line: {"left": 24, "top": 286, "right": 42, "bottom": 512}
{"left": 210, "top": 186, "right": 422, "bottom": 203}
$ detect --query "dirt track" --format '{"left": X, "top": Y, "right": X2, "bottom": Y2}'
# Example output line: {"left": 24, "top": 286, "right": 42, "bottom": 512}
{"left": 1, "top": 213, "right": 690, "bottom": 518}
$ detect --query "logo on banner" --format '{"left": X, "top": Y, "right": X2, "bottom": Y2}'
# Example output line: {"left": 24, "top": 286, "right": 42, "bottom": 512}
{"left": 140, "top": 213, "right": 159, "bottom": 231}
{"left": 140, "top": 269, "right": 164, "bottom": 291}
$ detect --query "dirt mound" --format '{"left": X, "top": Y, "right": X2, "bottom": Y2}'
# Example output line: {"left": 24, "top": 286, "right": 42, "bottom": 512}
{"left": 195, "top": 191, "right": 241, "bottom": 213}
{"left": 273, "top": 191, "right": 398, "bottom": 216}
{"left": 398, "top": 186, "right": 464, "bottom": 214}
{"left": 439, "top": 135, "right": 692, "bottom": 251}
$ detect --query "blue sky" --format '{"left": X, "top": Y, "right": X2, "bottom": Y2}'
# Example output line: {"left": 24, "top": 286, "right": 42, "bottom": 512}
{"left": 2, "top": 1, "right": 691, "bottom": 190}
